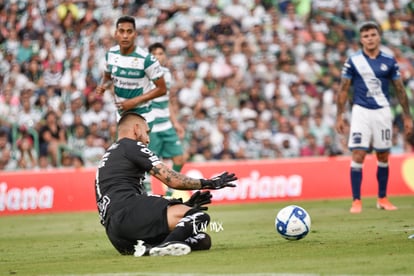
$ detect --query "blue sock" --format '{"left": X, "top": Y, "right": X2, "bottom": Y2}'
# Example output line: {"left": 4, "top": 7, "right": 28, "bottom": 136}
{"left": 377, "top": 162, "right": 389, "bottom": 198}
{"left": 350, "top": 161, "right": 363, "bottom": 200}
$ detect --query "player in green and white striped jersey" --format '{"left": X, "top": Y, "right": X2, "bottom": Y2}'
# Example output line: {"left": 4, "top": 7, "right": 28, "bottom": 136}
{"left": 96, "top": 16, "right": 166, "bottom": 127}
{"left": 148, "top": 43, "right": 185, "bottom": 196}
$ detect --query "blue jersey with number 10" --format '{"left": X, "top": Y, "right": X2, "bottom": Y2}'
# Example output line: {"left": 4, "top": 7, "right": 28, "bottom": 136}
{"left": 341, "top": 50, "right": 401, "bottom": 109}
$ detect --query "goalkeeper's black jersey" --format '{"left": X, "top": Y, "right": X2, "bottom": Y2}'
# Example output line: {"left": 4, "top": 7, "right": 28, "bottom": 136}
{"left": 95, "top": 138, "right": 161, "bottom": 224}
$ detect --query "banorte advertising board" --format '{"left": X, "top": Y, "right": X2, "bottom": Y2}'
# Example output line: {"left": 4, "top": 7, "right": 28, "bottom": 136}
{"left": 0, "top": 155, "right": 413, "bottom": 215}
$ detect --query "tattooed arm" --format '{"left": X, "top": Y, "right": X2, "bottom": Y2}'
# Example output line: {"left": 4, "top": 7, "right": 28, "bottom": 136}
{"left": 150, "top": 163, "right": 202, "bottom": 190}
{"left": 118, "top": 112, "right": 237, "bottom": 191}
{"left": 392, "top": 78, "right": 413, "bottom": 139}
{"left": 335, "top": 78, "right": 352, "bottom": 135}
{"left": 150, "top": 163, "right": 237, "bottom": 190}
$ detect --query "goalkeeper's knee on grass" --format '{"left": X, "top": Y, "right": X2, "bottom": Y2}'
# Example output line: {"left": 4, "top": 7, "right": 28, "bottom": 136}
{"left": 163, "top": 209, "right": 210, "bottom": 244}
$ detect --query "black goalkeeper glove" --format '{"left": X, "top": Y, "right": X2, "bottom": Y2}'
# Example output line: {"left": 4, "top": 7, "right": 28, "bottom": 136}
{"left": 200, "top": 172, "right": 237, "bottom": 190}
{"left": 184, "top": 190, "right": 212, "bottom": 211}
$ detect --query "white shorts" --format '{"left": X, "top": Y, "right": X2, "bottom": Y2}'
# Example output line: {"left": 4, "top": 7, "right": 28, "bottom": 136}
{"left": 348, "top": 105, "right": 392, "bottom": 151}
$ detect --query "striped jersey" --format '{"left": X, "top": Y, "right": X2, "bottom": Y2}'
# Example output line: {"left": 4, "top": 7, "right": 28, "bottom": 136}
{"left": 341, "top": 50, "right": 401, "bottom": 109}
{"left": 104, "top": 45, "right": 164, "bottom": 121}
{"left": 150, "top": 66, "right": 173, "bottom": 133}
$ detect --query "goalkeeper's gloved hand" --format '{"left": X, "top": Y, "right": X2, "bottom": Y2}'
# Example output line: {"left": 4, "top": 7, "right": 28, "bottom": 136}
{"left": 184, "top": 190, "right": 212, "bottom": 211}
{"left": 200, "top": 172, "right": 237, "bottom": 190}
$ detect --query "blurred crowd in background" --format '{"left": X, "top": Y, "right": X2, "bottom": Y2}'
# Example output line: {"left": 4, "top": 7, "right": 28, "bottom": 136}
{"left": 0, "top": 0, "right": 414, "bottom": 171}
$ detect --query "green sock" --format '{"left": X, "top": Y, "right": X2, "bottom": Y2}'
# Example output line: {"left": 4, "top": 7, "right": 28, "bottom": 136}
{"left": 166, "top": 164, "right": 183, "bottom": 196}
{"left": 172, "top": 164, "right": 183, "bottom": 173}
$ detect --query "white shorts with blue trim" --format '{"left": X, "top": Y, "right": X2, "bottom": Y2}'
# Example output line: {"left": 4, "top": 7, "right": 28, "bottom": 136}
{"left": 348, "top": 104, "right": 392, "bottom": 151}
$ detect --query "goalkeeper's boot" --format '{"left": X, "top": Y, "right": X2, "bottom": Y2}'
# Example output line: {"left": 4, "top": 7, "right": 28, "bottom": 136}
{"left": 376, "top": 197, "right": 398, "bottom": 211}
{"left": 185, "top": 232, "right": 211, "bottom": 251}
{"left": 149, "top": 241, "right": 191, "bottom": 256}
{"left": 133, "top": 240, "right": 151, "bottom": 257}
{"left": 350, "top": 199, "right": 362, "bottom": 213}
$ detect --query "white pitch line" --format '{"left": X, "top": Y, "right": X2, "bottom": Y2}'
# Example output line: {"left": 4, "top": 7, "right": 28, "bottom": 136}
{"left": 387, "top": 228, "right": 414, "bottom": 232}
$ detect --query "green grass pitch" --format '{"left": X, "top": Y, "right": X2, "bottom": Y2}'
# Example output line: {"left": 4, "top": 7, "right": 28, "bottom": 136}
{"left": 0, "top": 196, "right": 413, "bottom": 276}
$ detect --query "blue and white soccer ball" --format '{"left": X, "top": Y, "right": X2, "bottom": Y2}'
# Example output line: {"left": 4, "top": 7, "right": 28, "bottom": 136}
{"left": 275, "top": 205, "right": 311, "bottom": 241}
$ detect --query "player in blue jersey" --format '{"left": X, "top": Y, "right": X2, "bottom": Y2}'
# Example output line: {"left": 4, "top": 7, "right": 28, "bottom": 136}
{"left": 336, "top": 21, "right": 413, "bottom": 213}
{"left": 96, "top": 16, "right": 167, "bottom": 126}
{"left": 95, "top": 112, "right": 237, "bottom": 256}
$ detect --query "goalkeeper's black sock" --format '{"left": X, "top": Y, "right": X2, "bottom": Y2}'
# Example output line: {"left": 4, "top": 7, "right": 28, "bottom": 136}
{"left": 162, "top": 209, "right": 210, "bottom": 243}
{"left": 172, "top": 163, "right": 183, "bottom": 172}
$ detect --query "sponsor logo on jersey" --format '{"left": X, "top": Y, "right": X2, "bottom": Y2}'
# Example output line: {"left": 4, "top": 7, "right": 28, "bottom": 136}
{"left": 127, "top": 71, "right": 142, "bottom": 76}
{"left": 131, "top": 58, "right": 141, "bottom": 67}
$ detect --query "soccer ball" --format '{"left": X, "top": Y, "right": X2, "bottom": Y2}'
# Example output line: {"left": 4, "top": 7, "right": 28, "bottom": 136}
{"left": 275, "top": 205, "right": 311, "bottom": 240}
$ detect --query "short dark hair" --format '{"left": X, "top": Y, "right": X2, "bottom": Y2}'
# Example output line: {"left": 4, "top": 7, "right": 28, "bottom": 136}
{"left": 359, "top": 21, "right": 381, "bottom": 34}
{"left": 118, "top": 111, "right": 146, "bottom": 125}
{"left": 0, "top": 128, "right": 7, "bottom": 137}
{"left": 116, "top": 16, "right": 136, "bottom": 29}
{"left": 148, "top": 42, "right": 166, "bottom": 53}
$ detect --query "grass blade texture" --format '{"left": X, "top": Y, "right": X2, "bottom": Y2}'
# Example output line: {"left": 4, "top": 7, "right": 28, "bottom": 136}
{"left": 0, "top": 196, "right": 413, "bottom": 276}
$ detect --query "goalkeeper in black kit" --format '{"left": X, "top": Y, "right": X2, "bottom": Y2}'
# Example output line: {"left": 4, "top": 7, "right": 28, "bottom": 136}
{"left": 95, "top": 112, "right": 237, "bottom": 256}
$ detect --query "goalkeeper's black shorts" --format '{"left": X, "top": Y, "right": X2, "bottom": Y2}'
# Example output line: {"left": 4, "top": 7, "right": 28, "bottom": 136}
{"left": 105, "top": 194, "right": 179, "bottom": 255}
